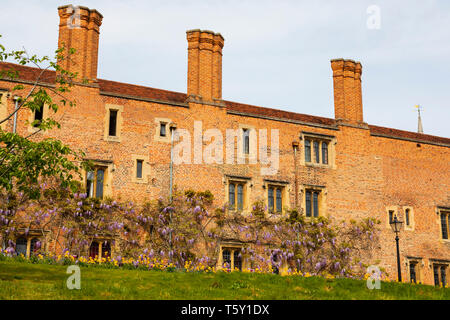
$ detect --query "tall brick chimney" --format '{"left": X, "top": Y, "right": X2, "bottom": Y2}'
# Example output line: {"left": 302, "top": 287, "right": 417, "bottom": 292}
{"left": 186, "top": 29, "right": 224, "bottom": 103}
{"left": 57, "top": 5, "right": 103, "bottom": 83}
{"left": 331, "top": 59, "right": 364, "bottom": 125}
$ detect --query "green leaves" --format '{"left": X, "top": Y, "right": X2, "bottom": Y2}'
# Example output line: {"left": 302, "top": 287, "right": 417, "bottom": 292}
{"left": 0, "top": 129, "right": 86, "bottom": 199}
{"left": 0, "top": 34, "right": 84, "bottom": 199}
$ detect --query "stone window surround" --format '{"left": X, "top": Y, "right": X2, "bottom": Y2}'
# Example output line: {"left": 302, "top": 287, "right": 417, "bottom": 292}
{"left": 403, "top": 206, "right": 415, "bottom": 231}
{"left": 82, "top": 159, "right": 114, "bottom": 198}
{"left": 301, "top": 184, "right": 327, "bottom": 219}
{"left": 218, "top": 242, "right": 245, "bottom": 271}
{"left": 154, "top": 117, "right": 175, "bottom": 143}
{"left": 27, "top": 98, "right": 50, "bottom": 134}
{"left": 14, "top": 230, "right": 46, "bottom": 258}
{"left": 131, "top": 154, "right": 150, "bottom": 184}
{"left": 104, "top": 104, "right": 123, "bottom": 142}
{"left": 385, "top": 206, "right": 400, "bottom": 228}
{"left": 405, "top": 256, "right": 423, "bottom": 284}
{"left": 237, "top": 123, "right": 256, "bottom": 162}
{"left": 300, "top": 131, "right": 336, "bottom": 169}
{"left": 89, "top": 238, "right": 115, "bottom": 259}
{"left": 437, "top": 207, "right": 450, "bottom": 243}
{"left": 429, "top": 259, "right": 450, "bottom": 287}
{"left": 263, "top": 179, "right": 290, "bottom": 216}
{"left": 224, "top": 175, "right": 251, "bottom": 213}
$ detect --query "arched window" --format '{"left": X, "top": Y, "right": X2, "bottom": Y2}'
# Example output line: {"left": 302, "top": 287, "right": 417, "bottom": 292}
{"left": 16, "top": 237, "right": 27, "bottom": 256}
{"left": 89, "top": 241, "right": 99, "bottom": 259}
{"left": 102, "top": 241, "right": 111, "bottom": 258}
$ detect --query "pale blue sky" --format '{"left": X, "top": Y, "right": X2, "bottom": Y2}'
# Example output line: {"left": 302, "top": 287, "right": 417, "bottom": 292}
{"left": 1, "top": 0, "right": 449, "bottom": 138}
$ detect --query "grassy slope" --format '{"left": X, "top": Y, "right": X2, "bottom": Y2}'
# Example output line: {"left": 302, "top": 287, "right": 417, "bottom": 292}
{"left": 0, "top": 261, "right": 449, "bottom": 300}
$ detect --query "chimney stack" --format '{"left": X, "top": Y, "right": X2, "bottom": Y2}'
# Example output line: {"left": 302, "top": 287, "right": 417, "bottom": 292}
{"left": 331, "top": 59, "right": 364, "bottom": 125}
{"left": 57, "top": 5, "right": 103, "bottom": 83}
{"left": 186, "top": 29, "right": 224, "bottom": 103}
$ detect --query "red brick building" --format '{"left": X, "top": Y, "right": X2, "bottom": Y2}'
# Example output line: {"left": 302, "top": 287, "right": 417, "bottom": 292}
{"left": 0, "top": 5, "right": 449, "bottom": 285}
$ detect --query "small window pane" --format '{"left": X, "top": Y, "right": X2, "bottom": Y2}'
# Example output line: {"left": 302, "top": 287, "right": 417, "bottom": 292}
{"left": 434, "top": 265, "right": 440, "bottom": 286}
{"left": 234, "top": 250, "right": 242, "bottom": 271}
{"left": 440, "top": 266, "right": 446, "bottom": 287}
{"left": 409, "top": 263, "right": 417, "bottom": 283}
{"left": 305, "top": 191, "right": 311, "bottom": 217}
{"left": 160, "top": 123, "right": 166, "bottom": 137}
{"left": 405, "top": 209, "right": 410, "bottom": 226}
{"left": 314, "top": 141, "right": 320, "bottom": 163}
{"left": 16, "top": 237, "right": 27, "bottom": 256}
{"left": 441, "top": 213, "right": 448, "bottom": 240}
{"left": 136, "top": 160, "right": 143, "bottom": 178}
{"left": 276, "top": 188, "right": 282, "bottom": 213}
{"left": 243, "top": 129, "right": 250, "bottom": 155}
{"left": 95, "top": 168, "right": 105, "bottom": 199}
{"left": 389, "top": 211, "right": 394, "bottom": 224}
{"left": 222, "top": 249, "right": 231, "bottom": 265}
{"left": 30, "top": 238, "right": 39, "bottom": 254}
{"left": 109, "top": 110, "right": 118, "bottom": 136}
{"left": 33, "top": 102, "right": 44, "bottom": 127}
{"left": 322, "top": 142, "right": 328, "bottom": 164}
{"left": 102, "top": 241, "right": 111, "bottom": 258}
{"left": 313, "top": 192, "right": 319, "bottom": 217}
{"left": 305, "top": 140, "right": 311, "bottom": 162}
{"left": 237, "top": 184, "right": 244, "bottom": 210}
{"left": 89, "top": 242, "right": 99, "bottom": 259}
{"left": 268, "top": 187, "right": 274, "bottom": 212}
{"left": 229, "top": 184, "right": 235, "bottom": 210}
{"left": 86, "top": 171, "right": 94, "bottom": 197}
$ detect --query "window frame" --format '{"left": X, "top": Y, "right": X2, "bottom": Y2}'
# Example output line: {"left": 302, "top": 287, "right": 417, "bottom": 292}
{"left": 228, "top": 180, "right": 247, "bottom": 212}
{"left": 407, "top": 258, "right": 422, "bottom": 284}
{"left": 242, "top": 128, "right": 250, "bottom": 155}
{"left": 15, "top": 233, "right": 43, "bottom": 258}
{"left": 403, "top": 206, "right": 415, "bottom": 231}
{"left": 108, "top": 109, "right": 118, "bottom": 137}
{"left": 433, "top": 263, "right": 448, "bottom": 287}
{"left": 304, "top": 186, "right": 324, "bottom": 218}
{"left": 86, "top": 166, "right": 108, "bottom": 199}
{"left": 89, "top": 239, "right": 113, "bottom": 260}
{"left": 160, "top": 122, "right": 167, "bottom": 137}
{"left": 301, "top": 132, "right": 335, "bottom": 168}
{"left": 104, "top": 104, "right": 123, "bottom": 142}
{"left": 305, "top": 139, "right": 311, "bottom": 163}
{"left": 439, "top": 209, "right": 450, "bottom": 240}
{"left": 385, "top": 206, "right": 399, "bottom": 228}
{"left": 154, "top": 117, "right": 174, "bottom": 143}
{"left": 136, "top": 159, "right": 143, "bottom": 179}
{"left": 33, "top": 101, "right": 44, "bottom": 127}
{"left": 220, "top": 245, "right": 243, "bottom": 271}
{"left": 267, "top": 185, "right": 284, "bottom": 214}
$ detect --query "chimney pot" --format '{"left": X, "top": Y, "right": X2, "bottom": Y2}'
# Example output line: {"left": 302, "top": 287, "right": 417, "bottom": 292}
{"left": 187, "top": 29, "right": 224, "bottom": 102}
{"left": 331, "top": 58, "right": 364, "bottom": 125}
{"left": 57, "top": 5, "right": 103, "bottom": 83}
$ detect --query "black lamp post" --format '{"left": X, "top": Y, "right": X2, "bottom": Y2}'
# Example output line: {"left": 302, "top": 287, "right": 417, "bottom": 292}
{"left": 389, "top": 216, "right": 403, "bottom": 282}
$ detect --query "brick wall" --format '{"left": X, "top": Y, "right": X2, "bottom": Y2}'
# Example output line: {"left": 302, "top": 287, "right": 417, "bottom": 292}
{"left": 0, "top": 5, "right": 449, "bottom": 285}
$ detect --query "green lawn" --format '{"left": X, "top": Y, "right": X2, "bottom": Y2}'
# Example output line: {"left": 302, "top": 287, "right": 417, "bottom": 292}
{"left": 0, "top": 260, "right": 449, "bottom": 300}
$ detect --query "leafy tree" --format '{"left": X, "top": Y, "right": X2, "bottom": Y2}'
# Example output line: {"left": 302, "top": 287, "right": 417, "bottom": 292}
{"left": 0, "top": 35, "right": 89, "bottom": 199}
